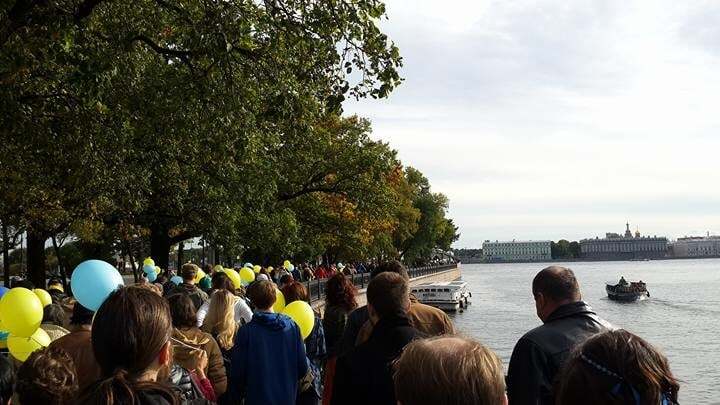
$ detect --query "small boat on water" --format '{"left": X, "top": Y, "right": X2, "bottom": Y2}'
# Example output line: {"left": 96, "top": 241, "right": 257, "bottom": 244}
{"left": 606, "top": 277, "right": 649, "bottom": 302}
{"left": 410, "top": 280, "right": 471, "bottom": 311}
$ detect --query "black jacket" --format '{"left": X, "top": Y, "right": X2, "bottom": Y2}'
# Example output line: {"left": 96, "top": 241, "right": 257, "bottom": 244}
{"left": 166, "top": 283, "right": 209, "bottom": 311}
{"left": 506, "top": 301, "right": 613, "bottom": 405}
{"left": 331, "top": 313, "right": 421, "bottom": 405}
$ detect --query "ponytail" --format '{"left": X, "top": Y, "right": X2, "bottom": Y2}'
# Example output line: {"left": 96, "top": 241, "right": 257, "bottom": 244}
{"left": 79, "top": 369, "right": 179, "bottom": 405}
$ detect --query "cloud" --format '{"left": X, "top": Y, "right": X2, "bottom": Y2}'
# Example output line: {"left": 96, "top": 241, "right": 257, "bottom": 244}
{"left": 346, "top": 0, "right": 720, "bottom": 247}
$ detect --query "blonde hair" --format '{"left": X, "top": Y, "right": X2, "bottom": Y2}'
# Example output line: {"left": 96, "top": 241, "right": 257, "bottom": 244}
{"left": 201, "top": 289, "right": 238, "bottom": 350}
{"left": 393, "top": 336, "right": 506, "bottom": 405}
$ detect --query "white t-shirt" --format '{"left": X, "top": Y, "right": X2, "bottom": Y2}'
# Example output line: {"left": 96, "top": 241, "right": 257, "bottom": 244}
{"left": 196, "top": 294, "right": 253, "bottom": 327}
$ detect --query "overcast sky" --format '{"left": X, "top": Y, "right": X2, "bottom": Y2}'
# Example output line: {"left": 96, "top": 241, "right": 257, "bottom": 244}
{"left": 345, "top": 0, "right": 720, "bottom": 248}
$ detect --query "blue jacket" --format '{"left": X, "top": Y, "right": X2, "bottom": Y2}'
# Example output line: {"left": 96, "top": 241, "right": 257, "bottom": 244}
{"left": 230, "top": 311, "right": 308, "bottom": 405}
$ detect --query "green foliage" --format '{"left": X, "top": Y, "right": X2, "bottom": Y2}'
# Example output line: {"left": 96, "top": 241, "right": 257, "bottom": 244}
{"left": 551, "top": 240, "right": 581, "bottom": 259}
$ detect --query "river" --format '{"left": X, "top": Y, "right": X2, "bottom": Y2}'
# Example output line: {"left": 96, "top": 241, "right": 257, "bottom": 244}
{"left": 447, "top": 259, "right": 720, "bottom": 404}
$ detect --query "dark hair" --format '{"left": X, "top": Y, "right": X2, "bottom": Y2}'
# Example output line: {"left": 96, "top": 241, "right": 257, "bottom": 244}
{"left": 42, "top": 304, "right": 67, "bottom": 327}
{"left": 247, "top": 280, "right": 276, "bottom": 310}
{"left": 325, "top": 273, "right": 357, "bottom": 312}
{"left": 367, "top": 272, "right": 408, "bottom": 319}
{"left": 281, "top": 282, "right": 308, "bottom": 304}
{"left": 393, "top": 336, "right": 505, "bottom": 405}
{"left": 556, "top": 329, "right": 680, "bottom": 405}
{"left": 16, "top": 346, "right": 78, "bottom": 405}
{"left": 180, "top": 263, "right": 198, "bottom": 281}
{"left": 212, "top": 271, "right": 234, "bottom": 292}
{"left": 371, "top": 260, "right": 409, "bottom": 281}
{"left": 70, "top": 302, "right": 95, "bottom": 326}
{"left": 279, "top": 274, "right": 294, "bottom": 285}
{"left": 12, "top": 279, "right": 34, "bottom": 289}
{"left": 167, "top": 293, "right": 198, "bottom": 329}
{"left": 0, "top": 355, "right": 14, "bottom": 405}
{"left": 80, "top": 286, "right": 177, "bottom": 405}
{"left": 532, "top": 266, "right": 580, "bottom": 302}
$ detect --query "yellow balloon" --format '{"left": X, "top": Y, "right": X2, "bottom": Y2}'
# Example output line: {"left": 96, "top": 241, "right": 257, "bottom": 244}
{"left": 194, "top": 269, "right": 207, "bottom": 284}
{"left": 154, "top": 266, "right": 161, "bottom": 274}
{"left": 239, "top": 267, "right": 255, "bottom": 285}
{"left": 283, "top": 260, "right": 291, "bottom": 270}
{"left": 224, "top": 268, "right": 242, "bottom": 289}
{"left": 253, "top": 265, "right": 261, "bottom": 274}
{"left": 213, "top": 265, "right": 224, "bottom": 273}
{"left": 8, "top": 328, "right": 51, "bottom": 362}
{"left": 0, "top": 288, "right": 43, "bottom": 337}
{"left": 143, "top": 257, "right": 155, "bottom": 267}
{"left": 272, "top": 289, "right": 286, "bottom": 313}
{"left": 282, "top": 301, "right": 314, "bottom": 340}
{"left": 33, "top": 289, "right": 52, "bottom": 307}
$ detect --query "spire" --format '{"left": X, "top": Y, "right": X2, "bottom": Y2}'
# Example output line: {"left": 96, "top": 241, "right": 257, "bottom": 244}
{"left": 624, "top": 222, "right": 632, "bottom": 238}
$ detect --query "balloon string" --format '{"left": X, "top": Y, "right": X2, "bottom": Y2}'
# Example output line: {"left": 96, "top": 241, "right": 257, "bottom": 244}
{"left": 170, "top": 337, "right": 202, "bottom": 353}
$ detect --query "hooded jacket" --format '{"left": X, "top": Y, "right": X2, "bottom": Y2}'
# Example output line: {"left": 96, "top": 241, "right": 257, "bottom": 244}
{"left": 230, "top": 311, "right": 308, "bottom": 405}
{"left": 506, "top": 301, "right": 613, "bottom": 405}
{"left": 171, "top": 327, "right": 227, "bottom": 397}
{"left": 167, "top": 283, "right": 209, "bottom": 311}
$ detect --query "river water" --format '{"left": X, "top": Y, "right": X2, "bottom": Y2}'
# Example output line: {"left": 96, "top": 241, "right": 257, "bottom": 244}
{"left": 447, "top": 259, "right": 720, "bottom": 404}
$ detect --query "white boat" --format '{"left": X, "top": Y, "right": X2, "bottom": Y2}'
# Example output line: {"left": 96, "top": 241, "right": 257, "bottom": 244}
{"left": 410, "top": 280, "right": 471, "bottom": 311}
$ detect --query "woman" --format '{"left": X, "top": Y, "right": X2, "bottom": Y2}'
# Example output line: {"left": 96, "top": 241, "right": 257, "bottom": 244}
{"left": 556, "top": 329, "right": 680, "bottom": 405}
{"left": 167, "top": 294, "right": 227, "bottom": 398}
{"left": 196, "top": 272, "right": 252, "bottom": 327}
{"left": 40, "top": 303, "right": 70, "bottom": 341}
{"left": 78, "top": 286, "right": 212, "bottom": 404}
{"left": 200, "top": 289, "right": 238, "bottom": 404}
{"left": 320, "top": 273, "right": 357, "bottom": 405}
{"left": 282, "top": 282, "right": 326, "bottom": 405}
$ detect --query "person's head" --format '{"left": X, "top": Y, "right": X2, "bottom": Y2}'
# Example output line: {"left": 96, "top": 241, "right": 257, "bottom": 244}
{"left": 211, "top": 271, "right": 234, "bottom": 293}
{"left": 201, "top": 290, "right": 238, "bottom": 351}
{"left": 370, "top": 260, "right": 410, "bottom": 282}
{"left": 278, "top": 274, "right": 294, "bottom": 289}
{"left": 167, "top": 293, "right": 198, "bottom": 330}
{"left": 281, "top": 282, "right": 308, "bottom": 304}
{"left": 47, "top": 279, "right": 64, "bottom": 293}
{"left": 0, "top": 355, "right": 14, "bottom": 405}
{"left": 246, "top": 280, "right": 276, "bottom": 311}
{"left": 69, "top": 302, "right": 94, "bottom": 327}
{"left": 393, "top": 336, "right": 507, "bottom": 405}
{"left": 325, "top": 272, "right": 358, "bottom": 312}
{"left": 42, "top": 304, "right": 66, "bottom": 327}
{"left": 12, "top": 279, "right": 34, "bottom": 290}
{"left": 154, "top": 274, "right": 168, "bottom": 286}
{"left": 82, "top": 286, "right": 175, "bottom": 404}
{"left": 532, "top": 266, "right": 581, "bottom": 322}
{"left": 15, "top": 346, "right": 78, "bottom": 405}
{"left": 556, "top": 329, "right": 680, "bottom": 405}
{"left": 180, "top": 263, "right": 199, "bottom": 284}
{"left": 366, "top": 272, "right": 409, "bottom": 321}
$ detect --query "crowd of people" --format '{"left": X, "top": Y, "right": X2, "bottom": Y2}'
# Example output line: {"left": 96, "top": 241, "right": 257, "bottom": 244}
{"left": 0, "top": 262, "right": 680, "bottom": 404}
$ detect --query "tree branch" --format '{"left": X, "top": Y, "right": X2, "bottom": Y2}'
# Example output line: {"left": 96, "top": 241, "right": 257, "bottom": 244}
{"left": 74, "top": 0, "right": 105, "bottom": 22}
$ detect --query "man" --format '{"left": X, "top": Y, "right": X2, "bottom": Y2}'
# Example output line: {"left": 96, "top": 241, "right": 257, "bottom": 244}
{"left": 167, "top": 263, "right": 209, "bottom": 310}
{"left": 331, "top": 272, "right": 422, "bottom": 405}
{"left": 336, "top": 260, "right": 454, "bottom": 356}
{"left": 506, "top": 266, "right": 613, "bottom": 405}
{"left": 48, "top": 302, "right": 100, "bottom": 392}
{"left": 393, "top": 336, "right": 507, "bottom": 405}
{"left": 230, "top": 280, "right": 308, "bottom": 404}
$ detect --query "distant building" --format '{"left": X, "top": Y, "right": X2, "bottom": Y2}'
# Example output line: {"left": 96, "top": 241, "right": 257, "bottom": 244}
{"left": 482, "top": 240, "right": 552, "bottom": 262}
{"left": 580, "top": 223, "right": 668, "bottom": 260}
{"left": 671, "top": 235, "right": 720, "bottom": 258}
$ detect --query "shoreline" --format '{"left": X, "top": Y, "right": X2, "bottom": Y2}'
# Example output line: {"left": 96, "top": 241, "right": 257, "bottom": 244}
{"left": 458, "top": 256, "right": 720, "bottom": 265}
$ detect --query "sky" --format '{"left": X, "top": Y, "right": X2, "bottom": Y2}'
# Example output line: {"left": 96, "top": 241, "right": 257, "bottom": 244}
{"left": 345, "top": 0, "right": 720, "bottom": 248}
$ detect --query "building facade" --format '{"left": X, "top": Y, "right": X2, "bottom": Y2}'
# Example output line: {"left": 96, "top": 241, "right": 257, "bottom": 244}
{"left": 580, "top": 223, "right": 668, "bottom": 260}
{"left": 671, "top": 236, "right": 720, "bottom": 258}
{"left": 482, "top": 240, "right": 552, "bottom": 262}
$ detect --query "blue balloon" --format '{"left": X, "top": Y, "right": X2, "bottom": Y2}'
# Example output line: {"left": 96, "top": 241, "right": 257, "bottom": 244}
{"left": 0, "top": 331, "right": 8, "bottom": 341}
{"left": 170, "top": 276, "right": 183, "bottom": 285}
{"left": 71, "top": 260, "right": 124, "bottom": 311}
{"left": 146, "top": 271, "right": 157, "bottom": 282}
{"left": 143, "top": 264, "right": 155, "bottom": 274}
{"left": 0, "top": 286, "right": 8, "bottom": 299}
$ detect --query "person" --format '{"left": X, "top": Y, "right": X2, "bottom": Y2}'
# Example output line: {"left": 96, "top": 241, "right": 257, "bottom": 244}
{"left": 196, "top": 272, "right": 252, "bottom": 327}
{"left": 167, "top": 294, "right": 227, "bottom": 398}
{"left": 331, "top": 272, "right": 422, "bottom": 405}
{"left": 78, "top": 286, "right": 212, "bottom": 404}
{"left": 167, "top": 263, "right": 210, "bottom": 311}
{"left": 282, "top": 282, "right": 327, "bottom": 405}
{"left": 40, "top": 303, "right": 70, "bottom": 341}
{"left": 619, "top": 276, "right": 628, "bottom": 286}
{"left": 278, "top": 273, "right": 294, "bottom": 290}
{"left": 556, "top": 329, "right": 680, "bottom": 405}
{"left": 48, "top": 302, "right": 101, "bottom": 392}
{"left": 393, "top": 336, "right": 507, "bottom": 405}
{"left": 200, "top": 289, "right": 238, "bottom": 403}
{"left": 321, "top": 273, "right": 358, "bottom": 405}
{"left": 47, "top": 278, "right": 67, "bottom": 304}
{"left": 230, "top": 280, "right": 308, "bottom": 404}
{"left": 336, "top": 260, "right": 454, "bottom": 356}
{"left": 506, "top": 266, "right": 613, "bottom": 405}
{"left": 291, "top": 265, "right": 302, "bottom": 282}
{"left": 14, "top": 346, "right": 78, "bottom": 404}
{"left": 0, "top": 355, "right": 14, "bottom": 405}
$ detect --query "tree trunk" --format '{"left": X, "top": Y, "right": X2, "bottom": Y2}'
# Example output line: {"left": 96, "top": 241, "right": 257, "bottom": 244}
{"left": 149, "top": 224, "right": 171, "bottom": 271}
{"left": 2, "top": 222, "right": 9, "bottom": 287}
{"left": 123, "top": 243, "right": 139, "bottom": 283}
{"left": 26, "top": 228, "right": 47, "bottom": 288}
{"left": 177, "top": 241, "right": 184, "bottom": 270}
{"left": 51, "top": 235, "right": 69, "bottom": 292}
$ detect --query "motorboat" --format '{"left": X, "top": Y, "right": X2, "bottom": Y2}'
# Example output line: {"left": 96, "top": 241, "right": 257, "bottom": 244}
{"left": 410, "top": 280, "right": 471, "bottom": 311}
